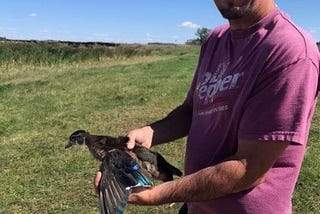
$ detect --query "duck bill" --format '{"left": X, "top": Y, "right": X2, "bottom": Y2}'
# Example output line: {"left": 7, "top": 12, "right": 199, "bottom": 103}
{"left": 65, "top": 141, "right": 73, "bottom": 149}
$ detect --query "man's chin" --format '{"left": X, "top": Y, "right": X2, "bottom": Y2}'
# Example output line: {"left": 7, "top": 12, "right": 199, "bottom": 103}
{"left": 219, "top": 9, "right": 246, "bottom": 20}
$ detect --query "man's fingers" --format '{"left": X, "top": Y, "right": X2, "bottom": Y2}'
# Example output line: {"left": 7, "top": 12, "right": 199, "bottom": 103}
{"left": 126, "top": 138, "right": 136, "bottom": 150}
{"left": 126, "top": 131, "right": 137, "bottom": 150}
{"left": 93, "top": 171, "right": 102, "bottom": 194}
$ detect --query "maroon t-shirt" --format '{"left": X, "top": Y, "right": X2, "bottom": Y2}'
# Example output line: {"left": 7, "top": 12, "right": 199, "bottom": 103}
{"left": 184, "top": 8, "right": 320, "bottom": 214}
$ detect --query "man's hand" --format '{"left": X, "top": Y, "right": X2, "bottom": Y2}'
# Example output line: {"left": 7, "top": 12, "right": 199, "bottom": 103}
{"left": 93, "top": 126, "right": 154, "bottom": 195}
{"left": 126, "top": 126, "right": 154, "bottom": 149}
{"left": 93, "top": 170, "right": 158, "bottom": 205}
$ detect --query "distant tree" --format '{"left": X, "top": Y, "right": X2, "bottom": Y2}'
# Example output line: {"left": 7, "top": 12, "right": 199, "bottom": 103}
{"left": 185, "top": 27, "right": 211, "bottom": 45}
{"left": 196, "top": 27, "right": 211, "bottom": 44}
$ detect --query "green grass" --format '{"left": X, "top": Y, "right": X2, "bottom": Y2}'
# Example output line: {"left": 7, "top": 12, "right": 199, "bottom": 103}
{"left": 0, "top": 44, "right": 319, "bottom": 213}
{"left": 293, "top": 108, "right": 320, "bottom": 213}
{"left": 0, "top": 45, "right": 197, "bottom": 214}
{"left": 0, "top": 42, "right": 188, "bottom": 69}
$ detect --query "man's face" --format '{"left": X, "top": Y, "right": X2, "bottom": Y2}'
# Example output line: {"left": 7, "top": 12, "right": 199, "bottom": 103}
{"left": 213, "top": 0, "right": 253, "bottom": 20}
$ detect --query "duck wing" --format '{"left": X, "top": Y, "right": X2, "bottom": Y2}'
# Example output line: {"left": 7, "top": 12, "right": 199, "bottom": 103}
{"left": 133, "top": 146, "right": 183, "bottom": 182}
{"left": 99, "top": 149, "right": 153, "bottom": 214}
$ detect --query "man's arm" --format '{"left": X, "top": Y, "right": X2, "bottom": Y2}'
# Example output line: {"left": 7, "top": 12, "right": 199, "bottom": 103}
{"left": 126, "top": 103, "right": 192, "bottom": 149}
{"left": 127, "top": 139, "right": 290, "bottom": 205}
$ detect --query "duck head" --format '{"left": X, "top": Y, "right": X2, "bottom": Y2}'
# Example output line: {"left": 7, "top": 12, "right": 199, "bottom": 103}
{"left": 65, "top": 130, "right": 89, "bottom": 149}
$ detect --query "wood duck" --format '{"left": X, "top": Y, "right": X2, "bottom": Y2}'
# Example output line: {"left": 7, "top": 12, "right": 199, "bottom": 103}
{"left": 66, "top": 130, "right": 182, "bottom": 214}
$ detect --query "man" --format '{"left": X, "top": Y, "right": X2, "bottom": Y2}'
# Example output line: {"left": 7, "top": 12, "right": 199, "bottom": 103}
{"left": 94, "top": 0, "right": 320, "bottom": 213}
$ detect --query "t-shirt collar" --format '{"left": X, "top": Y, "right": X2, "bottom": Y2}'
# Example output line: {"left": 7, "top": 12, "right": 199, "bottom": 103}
{"left": 230, "top": 7, "right": 280, "bottom": 40}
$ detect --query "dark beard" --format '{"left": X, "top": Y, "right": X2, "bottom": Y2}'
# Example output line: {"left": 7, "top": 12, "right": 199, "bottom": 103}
{"left": 218, "top": 2, "right": 252, "bottom": 20}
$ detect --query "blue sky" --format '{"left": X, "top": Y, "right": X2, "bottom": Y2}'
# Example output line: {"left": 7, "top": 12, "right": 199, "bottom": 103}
{"left": 0, "top": 0, "right": 319, "bottom": 44}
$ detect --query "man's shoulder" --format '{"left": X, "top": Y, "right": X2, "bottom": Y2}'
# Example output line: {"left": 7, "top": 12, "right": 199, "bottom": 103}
{"left": 202, "top": 24, "right": 230, "bottom": 46}
{"left": 248, "top": 9, "right": 319, "bottom": 69}
{"left": 266, "top": 9, "right": 319, "bottom": 60}
{"left": 209, "top": 24, "right": 230, "bottom": 38}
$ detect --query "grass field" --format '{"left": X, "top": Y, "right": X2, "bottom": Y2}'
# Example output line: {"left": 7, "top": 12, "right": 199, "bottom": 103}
{"left": 0, "top": 44, "right": 319, "bottom": 213}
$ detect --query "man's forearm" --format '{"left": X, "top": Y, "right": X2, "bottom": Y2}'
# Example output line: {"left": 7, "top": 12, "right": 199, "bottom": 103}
{"left": 149, "top": 103, "right": 192, "bottom": 146}
{"left": 128, "top": 158, "right": 249, "bottom": 205}
{"left": 128, "top": 139, "right": 289, "bottom": 205}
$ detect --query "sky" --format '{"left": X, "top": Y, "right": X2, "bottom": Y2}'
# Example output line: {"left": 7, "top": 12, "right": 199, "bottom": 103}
{"left": 0, "top": 0, "right": 319, "bottom": 44}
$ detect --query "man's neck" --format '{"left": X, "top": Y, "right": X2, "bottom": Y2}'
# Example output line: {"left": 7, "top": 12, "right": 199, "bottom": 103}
{"left": 229, "top": 1, "right": 276, "bottom": 30}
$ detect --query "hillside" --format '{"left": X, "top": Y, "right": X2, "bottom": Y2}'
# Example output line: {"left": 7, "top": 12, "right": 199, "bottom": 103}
{"left": 0, "top": 39, "right": 190, "bottom": 69}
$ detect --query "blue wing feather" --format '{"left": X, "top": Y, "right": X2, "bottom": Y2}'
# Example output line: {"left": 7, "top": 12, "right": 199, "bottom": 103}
{"left": 99, "top": 149, "right": 153, "bottom": 214}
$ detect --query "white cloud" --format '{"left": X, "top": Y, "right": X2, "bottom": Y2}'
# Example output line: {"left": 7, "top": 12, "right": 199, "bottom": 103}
{"left": 38, "top": 29, "right": 53, "bottom": 40}
{"left": 7, "top": 27, "right": 17, "bottom": 32}
{"left": 40, "top": 29, "right": 49, "bottom": 33}
{"left": 309, "top": 27, "right": 320, "bottom": 34}
{"left": 29, "top": 13, "right": 37, "bottom": 17}
{"left": 170, "top": 35, "right": 180, "bottom": 43}
{"left": 87, "top": 33, "right": 111, "bottom": 42}
{"left": 306, "top": 27, "right": 320, "bottom": 42}
{"left": 146, "top": 33, "right": 154, "bottom": 42}
{"left": 179, "top": 21, "right": 200, "bottom": 29}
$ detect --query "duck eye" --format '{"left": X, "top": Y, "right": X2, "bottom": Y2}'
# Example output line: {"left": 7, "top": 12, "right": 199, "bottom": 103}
{"left": 75, "top": 136, "right": 85, "bottom": 145}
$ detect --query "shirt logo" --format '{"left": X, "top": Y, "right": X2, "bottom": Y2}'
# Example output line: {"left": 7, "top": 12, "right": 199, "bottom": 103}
{"left": 196, "top": 62, "right": 243, "bottom": 114}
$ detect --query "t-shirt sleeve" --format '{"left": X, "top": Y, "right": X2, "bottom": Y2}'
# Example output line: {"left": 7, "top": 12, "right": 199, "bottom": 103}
{"left": 238, "top": 58, "right": 319, "bottom": 145}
